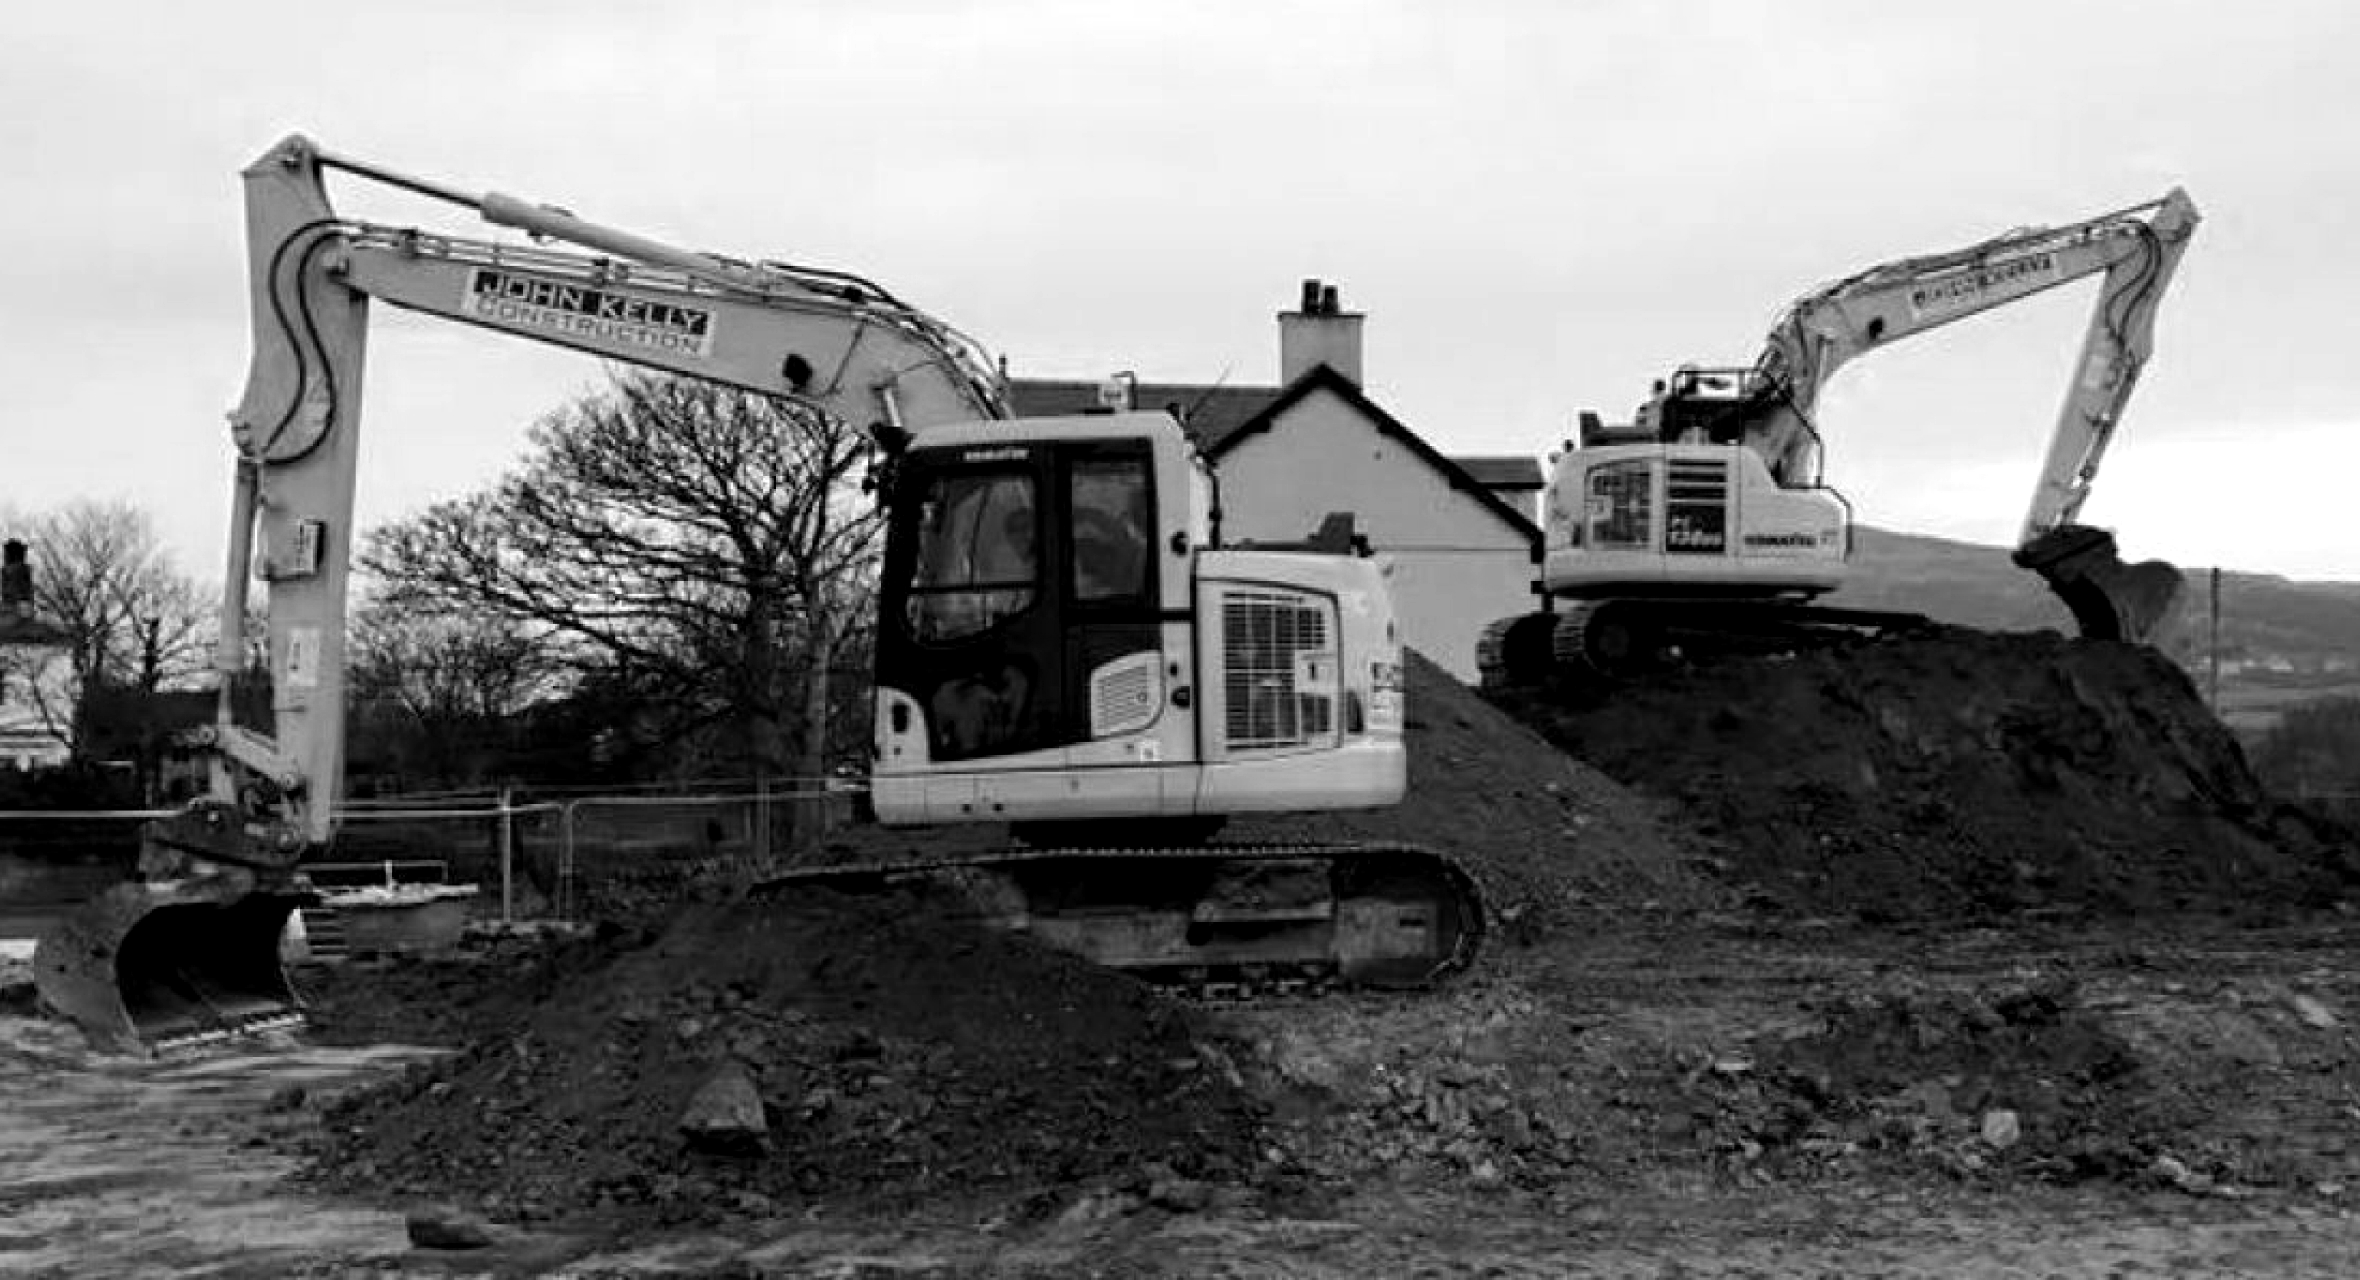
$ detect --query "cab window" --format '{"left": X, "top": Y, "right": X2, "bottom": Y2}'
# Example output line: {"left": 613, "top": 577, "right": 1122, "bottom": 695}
{"left": 903, "top": 470, "right": 1037, "bottom": 643}
{"left": 1067, "top": 457, "right": 1152, "bottom": 604}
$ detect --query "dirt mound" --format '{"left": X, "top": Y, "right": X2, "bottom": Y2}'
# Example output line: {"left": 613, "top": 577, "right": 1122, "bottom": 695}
{"left": 303, "top": 886, "right": 1264, "bottom": 1226}
{"left": 1229, "top": 649, "right": 1733, "bottom": 930}
{"left": 298, "top": 923, "right": 636, "bottom": 1049}
{"left": 1488, "top": 629, "right": 2359, "bottom": 921}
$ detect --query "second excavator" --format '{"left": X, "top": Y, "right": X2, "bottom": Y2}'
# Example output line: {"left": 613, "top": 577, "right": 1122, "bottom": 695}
{"left": 35, "top": 136, "right": 1481, "bottom": 1052}
{"left": 1480, "top": 189, "right": 2201, "bottom": 688}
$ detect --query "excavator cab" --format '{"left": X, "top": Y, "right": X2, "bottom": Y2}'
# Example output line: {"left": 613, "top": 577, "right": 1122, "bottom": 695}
{"left": 1639, "top": 367, "right": 1781, "bottom": 447}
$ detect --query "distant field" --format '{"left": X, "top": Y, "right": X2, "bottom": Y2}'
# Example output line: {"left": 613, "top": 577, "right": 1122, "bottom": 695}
{"left": 2211, "top": 681, "right": 2360, "bottom": 739}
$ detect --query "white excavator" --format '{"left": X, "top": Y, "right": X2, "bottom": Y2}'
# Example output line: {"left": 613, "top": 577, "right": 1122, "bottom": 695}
{"left": 1479, "top": 188, "right": 2201, "bottom": 688}
{"left": 36, "top": 136, "right": 1480, "bottom": 1052}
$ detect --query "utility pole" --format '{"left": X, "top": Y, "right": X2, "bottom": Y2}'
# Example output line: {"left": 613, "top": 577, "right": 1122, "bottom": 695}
{"left": 2207, "top": 567, "right": 2222, "bottom": 711}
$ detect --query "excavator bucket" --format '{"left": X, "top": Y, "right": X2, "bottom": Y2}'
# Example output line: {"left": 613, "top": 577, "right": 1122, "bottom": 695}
{"left": 33, "top": 878, "right": 309, "bottom": 1054}
{"left": 2013, "top": 524, "right": 2185, "bottom": 645}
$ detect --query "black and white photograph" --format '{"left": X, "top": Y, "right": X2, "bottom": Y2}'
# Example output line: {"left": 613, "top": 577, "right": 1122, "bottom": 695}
{"left": 3, "top": 2, "right": 2357, "bottom": 1274}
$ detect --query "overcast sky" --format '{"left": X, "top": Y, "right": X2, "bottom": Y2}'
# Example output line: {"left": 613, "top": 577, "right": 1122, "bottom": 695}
{"left": 4, "top": 0, "right": 2354, "bottom": 584}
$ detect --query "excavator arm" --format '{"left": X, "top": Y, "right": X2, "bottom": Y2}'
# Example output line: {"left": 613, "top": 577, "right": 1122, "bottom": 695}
{"left": 238, "top": 135, "right": 1005, "bottom": 467}
{"left": 224, "top": 133, "right": 1008, "bottom": 848}
{"left": 1705, "top": 189, "right": 2200, "bottom": 642}
{"left": 1742, "top": 189, "right": 2200, "bottom": 502}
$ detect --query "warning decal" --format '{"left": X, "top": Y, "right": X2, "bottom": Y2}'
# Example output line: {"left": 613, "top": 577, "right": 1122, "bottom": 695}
{"left": 1906, "top": 251, "right": 2062, "bottom": 321}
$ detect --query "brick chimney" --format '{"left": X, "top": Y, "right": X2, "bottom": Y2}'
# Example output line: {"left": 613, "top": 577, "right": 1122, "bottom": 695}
{"left": 1278, "top": 278, "right": 1365, "bottom": 386}
{"left": 2, "top": 540, "right": 31, "bottom": 616}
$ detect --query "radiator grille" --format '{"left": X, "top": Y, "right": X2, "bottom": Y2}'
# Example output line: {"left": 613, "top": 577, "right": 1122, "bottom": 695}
{"left": 1665, "top": 458, "right": 1731, "bottom": 556}
{"left": 1221, "top": 589, "right": 1336, "bottom": 751}
{"left": 1667, "top": 458, "right": 1730, "bottom": 500}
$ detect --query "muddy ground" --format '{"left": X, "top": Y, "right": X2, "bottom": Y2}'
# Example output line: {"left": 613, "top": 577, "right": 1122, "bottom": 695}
{"left": 11, "top": 914, "right": 2360, "bottom": 1276}
{"left": 7, "top": 632, "right": 2360, "bottom": 1275}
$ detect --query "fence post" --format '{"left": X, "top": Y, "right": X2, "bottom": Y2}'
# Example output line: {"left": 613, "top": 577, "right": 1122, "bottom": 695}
{"left": 498, "top": 786, "right": 515, "bottom": 923}
{"left": 754, "top": 776, "right": 772, "bottom": 865}
{"left": 558, "top": 799, "right": 579, "bottom": 921}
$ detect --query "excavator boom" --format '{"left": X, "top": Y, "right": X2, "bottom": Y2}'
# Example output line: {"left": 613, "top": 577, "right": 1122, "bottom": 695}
{"left": 1752, "top": 189, "right": 2202, "bottom": 642}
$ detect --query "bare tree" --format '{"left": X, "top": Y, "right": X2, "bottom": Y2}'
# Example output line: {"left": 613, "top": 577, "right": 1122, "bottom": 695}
{"left": 347, "top": 597, "right": 553, "bottom": 789}
{"left": 363, "top": 371, "right": 884, "bottom": 818}
{"left": 6, "top": 499, "right": 213, "bottom": 758}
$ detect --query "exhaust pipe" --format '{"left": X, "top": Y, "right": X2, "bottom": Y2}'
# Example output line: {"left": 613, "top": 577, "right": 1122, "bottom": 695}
{"left": 2014, "top": 524, "right": 2184, "bottom": 645}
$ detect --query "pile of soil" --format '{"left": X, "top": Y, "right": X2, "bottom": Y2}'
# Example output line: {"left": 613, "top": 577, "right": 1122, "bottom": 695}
{"left": 1228, "top": 649, "right": 1734, "bottom": 931}
{"left": 296, "top": 922, "right": 635, "bottom": 1049}
{"left": 301, "top": 886, "right": 1264, "bottom": 1227}
{"left": 295, "top": 650, "right": 1729, "bottom": 1231}
{"left": 1488, "top": 629, "right": 2359, "bottom": 921}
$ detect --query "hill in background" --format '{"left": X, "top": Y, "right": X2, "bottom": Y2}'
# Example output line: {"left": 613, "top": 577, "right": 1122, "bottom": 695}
{"left": 1832, "top": 526, "right": 2360, "bottom": 738}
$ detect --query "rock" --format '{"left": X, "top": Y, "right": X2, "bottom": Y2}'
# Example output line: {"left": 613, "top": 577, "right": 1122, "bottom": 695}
{"left": 405, "top": 1205, "right": 495, "bottom": 1250}
{"left": 1056, "top": 1188, "right": 1142, "bottom": 1226}
{"left": 2152, "top": 1154, "right": 2215, "bottom": 1195}
{"left": 678, "top": 1060, "right": 768, "bottom": 1155}
{"left": 2291, "top": 994, "right": 2339, "bottom": 1029}
{"left": 1147, "top": 1174, "right": 1213, "bottom": 1213}
{"left": 1979, "top": 1109, "right": 2021, "bottom": 1150}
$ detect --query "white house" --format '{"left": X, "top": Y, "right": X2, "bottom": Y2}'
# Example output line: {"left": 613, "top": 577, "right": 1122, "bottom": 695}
{"left": 1011, "top": 281, "right": 1541, "bottom": 682}
{"left": 0, "top": 540, "right": 72, "bottom": 770}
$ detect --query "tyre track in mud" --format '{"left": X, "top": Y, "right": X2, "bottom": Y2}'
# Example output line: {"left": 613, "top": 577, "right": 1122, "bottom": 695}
{"left": 0, "top": 1019, "right": 438, "bottom": 1276}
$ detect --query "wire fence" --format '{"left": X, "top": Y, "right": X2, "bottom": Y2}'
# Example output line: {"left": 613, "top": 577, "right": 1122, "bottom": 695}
{"left": 0, "top": 778, "right": 864, "bottom": 932}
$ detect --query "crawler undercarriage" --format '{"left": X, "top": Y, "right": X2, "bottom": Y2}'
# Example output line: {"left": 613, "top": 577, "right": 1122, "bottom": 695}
{"left": 1477, "top": 597, "right": 1934, "bottom": 691}
{"left": 35, "top": 820, "right": 1485, "bottom": 1053}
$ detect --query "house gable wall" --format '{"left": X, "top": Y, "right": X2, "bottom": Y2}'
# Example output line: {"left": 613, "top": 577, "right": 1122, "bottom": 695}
{"left": 1214, "top": 386, "right": 1534, "bottom": 680}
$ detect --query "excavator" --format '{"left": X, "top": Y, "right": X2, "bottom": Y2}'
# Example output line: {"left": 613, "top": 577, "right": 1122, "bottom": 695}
{"left": 1479, "top": 188, "right": 2201, "bottom": 688}
{"left": 35, "top": 135, "right": 1481, "bottom": 1052}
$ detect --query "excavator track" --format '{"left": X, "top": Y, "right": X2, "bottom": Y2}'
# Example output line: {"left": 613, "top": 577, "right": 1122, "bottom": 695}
{"left": 755, "top": 840, "right": 1484, "bottom": 996}
{"left": 1479, "top": 599, "right": 1934, "bottom": 691}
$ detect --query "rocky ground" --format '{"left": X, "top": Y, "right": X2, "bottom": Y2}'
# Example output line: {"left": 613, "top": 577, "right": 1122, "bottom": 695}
{"left": 6, "top": 631, "right": 2360, "bottom": 1275}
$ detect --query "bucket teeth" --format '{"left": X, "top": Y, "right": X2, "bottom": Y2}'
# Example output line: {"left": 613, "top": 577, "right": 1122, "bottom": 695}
{"left": 33, "top": 877, "right": 308, "bottom": 1055}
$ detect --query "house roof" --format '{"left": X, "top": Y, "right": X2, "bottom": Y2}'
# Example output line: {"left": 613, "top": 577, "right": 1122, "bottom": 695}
{"left": 1006, "top": 379, "right": 1283, "bottom": 453}
{"left": 1211, "top": 365, "right": 1540, "bottom": 547}
{"left": 1453, "top": 455, "right": 1544, "bottom": 489}
{"left": 1008, "top": 368, "right": 1542, "bottom": 548}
